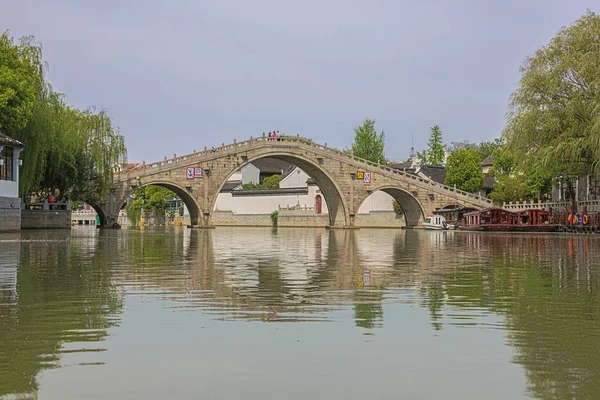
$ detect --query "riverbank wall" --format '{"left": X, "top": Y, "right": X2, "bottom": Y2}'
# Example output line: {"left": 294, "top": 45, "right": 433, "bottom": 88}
{"left": 0, "top": 196, "right": 21, "bottom": 232}
{"left": 21, "top": 202, "right": 71, "bottom": 229}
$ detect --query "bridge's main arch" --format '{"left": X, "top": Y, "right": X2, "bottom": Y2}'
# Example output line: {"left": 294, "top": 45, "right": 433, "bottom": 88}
{"left": 212, "top": 152, "right": 349, "bottom": 227}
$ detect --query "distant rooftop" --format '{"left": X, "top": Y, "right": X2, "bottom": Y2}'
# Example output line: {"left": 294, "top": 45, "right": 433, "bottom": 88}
{"left": 251, "top": 158, "right": 295, "bottom": 176}
{"left": 481, "top": 155, "right": 495, "bottom": 167}
{"left": 0, "top": 131, "right": 24, "bottom": 148}
{"left": 418, "top": 165, "right": 447, "bottom": 184}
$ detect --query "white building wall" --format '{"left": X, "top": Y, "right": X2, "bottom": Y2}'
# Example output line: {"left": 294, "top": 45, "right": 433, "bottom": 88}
{"left": 0, "top": 180, "right": 18, "bottom": 198}
{"left": 0, "top": 147, "right": 21, "bottom": 198}
{"left": 241, "top": 164, "right": 260, "bottom": 184}
{"left": 214, "top": 190, "right": 329, "bottom": 214}
{"left": 229, "top": 171, "right": 242, "bottom": 181}
{"left": 357, "top": 190, "right": 395, "bottom": 214}
{"left": 280, "top": 167, "right": 310, "bottom": 188}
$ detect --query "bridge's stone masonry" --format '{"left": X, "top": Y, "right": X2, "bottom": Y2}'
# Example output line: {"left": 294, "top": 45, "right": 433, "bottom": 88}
{"left": 98, "top": 136, "right": 493, "bottom": 228}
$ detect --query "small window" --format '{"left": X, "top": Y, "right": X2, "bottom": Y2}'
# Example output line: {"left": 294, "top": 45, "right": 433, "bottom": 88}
{"left": 0, "top": 146, "right": 14, "bottom": 181}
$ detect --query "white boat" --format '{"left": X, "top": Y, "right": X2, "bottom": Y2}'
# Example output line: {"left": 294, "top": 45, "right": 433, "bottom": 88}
{"left": 423, "top": 214, "right": 449, "bottom": 230}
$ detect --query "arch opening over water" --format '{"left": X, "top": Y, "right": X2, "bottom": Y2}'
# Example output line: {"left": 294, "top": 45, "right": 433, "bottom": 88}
{"left": 213, "top": 153, "right": 348, "bottom": 227}
{"left": 357, "top": 187, "right": 425, "bottom": 228}
{"left": 129, "top": 181, "right": 204, "bottom": 226}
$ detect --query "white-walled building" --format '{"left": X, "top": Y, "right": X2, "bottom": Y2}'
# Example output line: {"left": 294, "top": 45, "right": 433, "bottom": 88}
{"left": 0, "top": 132, "right": 24, "bottom": 231}
{"left": 214, "top": 160, "right": 330, "bottom": 214}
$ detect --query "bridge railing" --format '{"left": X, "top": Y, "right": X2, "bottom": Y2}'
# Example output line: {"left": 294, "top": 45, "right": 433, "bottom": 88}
{"left": 115, "top": 134, "right": 492, "bottom": 205}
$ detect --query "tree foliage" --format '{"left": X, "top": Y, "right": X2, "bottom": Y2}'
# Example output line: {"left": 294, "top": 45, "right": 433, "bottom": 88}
{"left": 240, "top": 174, "right": 282, "bottom": 190}
{"left": 417, "top": 125, "right": 446, "bottom": 166}
{"left": 0, "top": 31, "right": 126, "bottom": 201}
{"left": 392, "top": 199, "right": 403, "bottom": 216}
{"left": 504, "top": 11, "right": 600, "bottom": 201}
{"left": 125, "top": 185, "right": 175, "bottom": 224}
{"left": 261, "top": 174, "right": 282, "bottom": 189}
{"left": 241, "top": 182, "right": 261, "bottom": 190}
{"left": 349, "top": 118, "right": 386, "bottom": 164}
{"left": 444, "top": 149, "right": 484, "bottom": 192}
{"left": 0, "top": 33, "right": 43, "bottom": 134}
{"left": 488, "top": 149, "right": 552, "bottom": 203}
{"left": 447, "top": 138, "right": 505, "bottom": 162}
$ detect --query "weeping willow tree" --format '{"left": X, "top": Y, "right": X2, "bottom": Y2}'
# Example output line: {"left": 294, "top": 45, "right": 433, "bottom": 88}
{"left": 504, "top": 11, "right": 600, "bottom": 201}
{"left": 0, "top": 31, "right": 126, "bottom": 202}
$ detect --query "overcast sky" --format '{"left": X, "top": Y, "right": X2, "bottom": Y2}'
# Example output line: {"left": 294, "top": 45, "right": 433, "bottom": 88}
{"left": 2, "top": 1, "right": 597, "bottom": 162}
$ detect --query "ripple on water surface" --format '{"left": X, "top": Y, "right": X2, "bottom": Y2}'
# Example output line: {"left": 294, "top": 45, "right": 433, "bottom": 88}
{"left": 1, "top": 227, "right": 600, "bottom": 399}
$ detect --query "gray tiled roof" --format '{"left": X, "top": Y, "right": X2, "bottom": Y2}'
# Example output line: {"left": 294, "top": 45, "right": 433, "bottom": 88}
{"left": 221, "top": 180, "right": 242, "bottom": 192}
{"left": 0, "top": 131, "right": 24, "bottom": 147}
{"left": 418, "top": 166, "right": 447, "bottom": 184}
{"left": 251, "top": 158, "right": 294, "bottom": 175}
{"left": 481, "top": 155, "right": 495, "bottom": 166}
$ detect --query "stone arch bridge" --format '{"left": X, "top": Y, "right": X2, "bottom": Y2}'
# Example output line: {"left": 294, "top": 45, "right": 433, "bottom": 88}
{"left": 95, "top": 135, "right": 493, "bottom": 228}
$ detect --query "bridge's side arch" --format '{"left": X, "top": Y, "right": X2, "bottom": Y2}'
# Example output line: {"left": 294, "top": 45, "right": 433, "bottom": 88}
{"left": 88, "top": 202, "right": 109, "bottom": 226}
{"left": 127, "top": 180, "right": 204, "bottom": 226}
{"left": 356, "top": 186, "right": 426, "bottom": 228}
{"left": 212, "top": 152, "right": 349, "bottom": 227}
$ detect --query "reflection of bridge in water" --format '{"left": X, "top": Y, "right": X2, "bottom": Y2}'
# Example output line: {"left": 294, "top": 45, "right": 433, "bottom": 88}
{"left": 96, "top": 136, "right": 493, "bottom": 228}
{"left": 3, "top": 229, "right": 600, "bottom": 399}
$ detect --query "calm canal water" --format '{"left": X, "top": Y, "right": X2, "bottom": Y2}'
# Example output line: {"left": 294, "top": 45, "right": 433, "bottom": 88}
{"left": 1, "top": 227, "right": 600, "bottom": 399}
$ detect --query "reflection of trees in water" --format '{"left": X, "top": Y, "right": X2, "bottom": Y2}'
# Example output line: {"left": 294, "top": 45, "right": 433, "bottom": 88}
{"left": 353, "top": 291, "right": 383, "bottom": 329}
{"left": 437, "top": 234, "right": 600, "bottom": 400}
{"left": 6, "top": 227, "right": 599, "bottom": 399}
{"left": 0, "top": 230, "right": 124, "bottom": 398}
{"left": 103, "top": 230, "right": 600, "bottom": 398}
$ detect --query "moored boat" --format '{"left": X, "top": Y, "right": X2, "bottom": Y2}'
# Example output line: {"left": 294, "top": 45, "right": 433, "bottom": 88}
{"left": 459, "top": 207, "right": 557, "bottom": 232}
{"left": 460, "top": 208, "right": 516, "bottom": 231}
{"left": 514, "top": 209, "right": 556, "bottom": 232}
{"left": 423, "top": 214, "right": 450, "bottom": 230}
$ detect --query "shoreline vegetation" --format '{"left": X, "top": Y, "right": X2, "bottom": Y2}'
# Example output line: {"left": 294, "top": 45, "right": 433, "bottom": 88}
{"left": 0, "top": 31, "right": 126, "bottom": 204}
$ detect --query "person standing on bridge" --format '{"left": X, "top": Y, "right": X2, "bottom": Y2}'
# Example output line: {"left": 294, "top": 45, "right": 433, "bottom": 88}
{"left": 272, "top": 131, "right": 277, "bottom": 141}
{"left": 268, "top": 132, "right": 273, "bottom": 141}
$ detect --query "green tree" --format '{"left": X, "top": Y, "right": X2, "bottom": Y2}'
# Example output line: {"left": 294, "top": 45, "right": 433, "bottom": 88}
{"left": 488, "top": 149, "right": 552, "bottom": 203}
{"left": 489, "top": 175, "right": 529, "bottom": 203}
{"left": 444, "top": 149, "right": 484, "bottom": 192}
{"left": 0, "top": 31, "right": 126, "bottom": 201}
{"left": 446, "top": 140, "right": 478, "bottom": 154}
{"left": 477, "top": 138, "right": 505, "bottom": 162}
{"left": 241, "top": 182, "right": 261, "bottom": 190}
{"left": 125, "top": 185, "right": 175, "bottom": 224}
{"left": 488, "top": 148, "right": 517, "bottom": 178}
{"left": 447, "top": 138, "right": 505, "bottom": 162}
{"left": 0, "top": 32, "right": 44, "bottom": 134}
{"left": 353, "top": 291, "right": 384, "bottom": 329}
{"left": 261, "top": 174, "right": 282, "bottom": 188}
{"left": 417, "top": 125, "right": 446, "bottom": 166}
{"left": 349, "top": 118, "right": 386, "bottom": 164}
{"left": 504, "top": 11, "right": 600, "bottom": 202}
